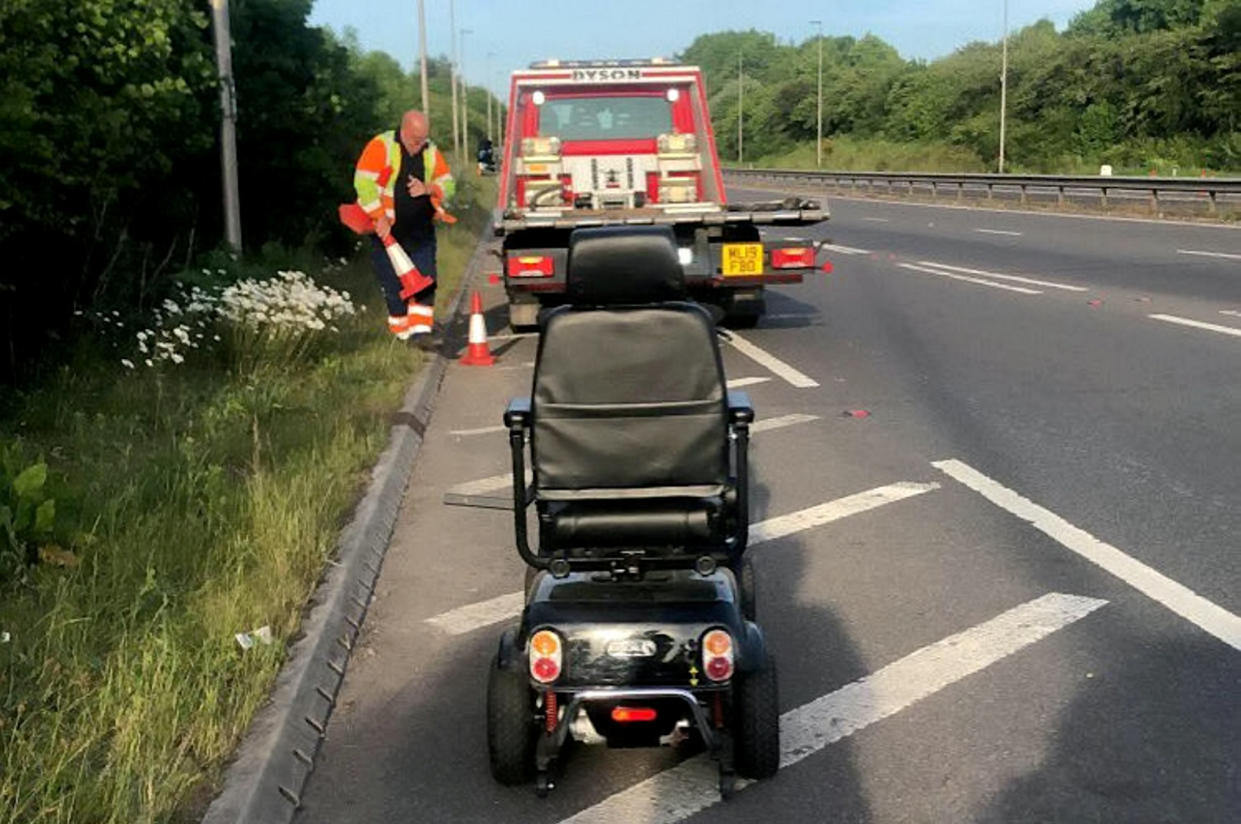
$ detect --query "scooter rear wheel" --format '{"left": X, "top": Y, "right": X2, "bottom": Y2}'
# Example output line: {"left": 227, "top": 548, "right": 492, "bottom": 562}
{"left": 734, "top": 653, "right": 780, "bottom": 779}
{"left": 487, "top": 654, "right": 537, "bottom": 784}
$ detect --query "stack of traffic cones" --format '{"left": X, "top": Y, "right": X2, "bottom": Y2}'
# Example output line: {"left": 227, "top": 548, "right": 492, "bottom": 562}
{"left": 459, "top": 291, "right": 495, "bottom": 366}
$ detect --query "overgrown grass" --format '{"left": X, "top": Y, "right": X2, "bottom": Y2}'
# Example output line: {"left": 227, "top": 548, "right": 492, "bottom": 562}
{"left": 0, "top": 177, "right": 495, "bottom": 824}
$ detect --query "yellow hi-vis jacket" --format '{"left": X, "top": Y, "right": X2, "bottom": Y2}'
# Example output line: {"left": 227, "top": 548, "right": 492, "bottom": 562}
{"left": 353, "top": 131, "right": 455, "bottom": 224}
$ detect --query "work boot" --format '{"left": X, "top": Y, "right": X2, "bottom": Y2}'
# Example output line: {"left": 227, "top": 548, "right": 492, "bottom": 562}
{"left": 410, "top": 332, "right": 439, "bottom": 353}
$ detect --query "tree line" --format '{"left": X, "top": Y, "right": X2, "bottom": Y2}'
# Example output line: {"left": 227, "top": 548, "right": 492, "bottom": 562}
{"left": 0, "top": 0, "right": 492, "bottom": 384}
{"left": 683, "top": 0, "right": 1240, "bottom": 174}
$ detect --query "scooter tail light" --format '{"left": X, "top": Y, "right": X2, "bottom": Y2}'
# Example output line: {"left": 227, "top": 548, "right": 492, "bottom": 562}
{"left": 702, "top": 629, "right": 734, "bottom": 682}
{"left": 529, "top": 629, "right": 563, "bottom": 684}
{"left": 611, "top": 706, "right": 658, "bottom": 723}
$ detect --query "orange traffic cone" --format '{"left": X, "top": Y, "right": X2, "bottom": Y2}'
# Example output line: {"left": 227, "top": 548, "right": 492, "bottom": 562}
{"left": 459, "top": 291, "right": 495, "bottom": 366}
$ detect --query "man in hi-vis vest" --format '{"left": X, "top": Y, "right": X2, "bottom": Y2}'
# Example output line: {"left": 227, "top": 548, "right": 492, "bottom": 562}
{"left": 353, "top": 110, "right": 455, "bottom": 348}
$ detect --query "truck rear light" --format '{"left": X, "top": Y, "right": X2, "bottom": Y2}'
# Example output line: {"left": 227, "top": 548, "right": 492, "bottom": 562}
{"left": 771, "top": 246, "right": 815, "bottom": 269}
{"left": 611, "top": 706, "right": 658, "bottom": 723}
{"left": 507, "top": 255, "right": 555, "bottom": 278}
{"left": 702, "top": 629, "right": 734, "bottom": 682}
{"left": 529, "top": 629, "right": 563, "bottom": 684}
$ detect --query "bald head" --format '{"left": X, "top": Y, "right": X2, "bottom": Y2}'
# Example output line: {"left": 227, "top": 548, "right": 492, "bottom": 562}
{"left": 399, "top": 110, "right": 429, "bottom": 155}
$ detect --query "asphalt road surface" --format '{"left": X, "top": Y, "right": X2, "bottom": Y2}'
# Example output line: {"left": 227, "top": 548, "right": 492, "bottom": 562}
{"left": 297, "top": 192, "right": 1240, "bottom": 823}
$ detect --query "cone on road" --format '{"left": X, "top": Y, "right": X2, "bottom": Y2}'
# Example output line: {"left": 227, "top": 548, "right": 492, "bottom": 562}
{"left": 460, "top": 291, "right": 495, "bottom": 366}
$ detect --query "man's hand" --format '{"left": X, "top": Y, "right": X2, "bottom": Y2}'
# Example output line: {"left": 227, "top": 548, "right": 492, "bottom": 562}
{"left": 406, "top": 176, "right": 427, "bottom": 198}
{"left": 375, "top": 215, "right": 392, "bottom": 239}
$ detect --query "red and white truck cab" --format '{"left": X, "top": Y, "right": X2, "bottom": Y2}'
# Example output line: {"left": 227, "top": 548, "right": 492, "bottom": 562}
{"left": 494, "top": 59, "right": 827, "bottom": 328}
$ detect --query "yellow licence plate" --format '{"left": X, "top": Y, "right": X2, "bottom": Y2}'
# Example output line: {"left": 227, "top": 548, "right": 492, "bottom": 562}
{"left": 722, "top": 243, "right": 763, "bottom": 276}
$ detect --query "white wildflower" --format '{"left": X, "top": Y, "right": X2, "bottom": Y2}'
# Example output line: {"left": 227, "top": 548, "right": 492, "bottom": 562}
{"left": 121, "top": 359, "right": 135, "bottom": 369}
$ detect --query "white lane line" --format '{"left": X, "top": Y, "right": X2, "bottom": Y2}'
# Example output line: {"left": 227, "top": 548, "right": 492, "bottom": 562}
{"left": 555, "top": 592, "right": 1108, "bottom": 824}
{"left": 426, "top": 481, "right": 938, "bottom": 635}
{"left": 934, "top": 459, "right": 1241, "bottom": 652}
{"left": 861, "top": 217, "right": 890, "bottom": 223}
{"left": 1177, "top": 249, "right": 1241, "bottom": 261}
{"left": 896, "top": 263, "right": 1042, "bottom": 295}
{"left": 489, "top": 332, "right": 539, "bottom": 341}
{"left": 748, "top": 481, "right": 938, "bottom": 544}
{"left": 820, "top": 243, "right": 871, "bottom": 255}
{"left": 726, "top": 376, "right": 772, "bottom": 389}
{"left": 915, "top": 260, "right": 1089, "bottom": 292}
{"left": 751, "top": 413, "right": 820, "bottom": 434}
{"left": 725, "top": 332, "right": 819, "bottom": 388}
{"left": 424, "top": 591, "right": 527, "bottom": 635}
{"left": 975, "top": 228, "right": 1024, "bottom": 236}
{"left": 1149, "top": 313, "right": 1241, "bottom": 339}
{"left": 1221, "top": 310, "right": 1241, "bottom": 318}
{"left": 450, "top": 424, "right": 507, "bottom": 437}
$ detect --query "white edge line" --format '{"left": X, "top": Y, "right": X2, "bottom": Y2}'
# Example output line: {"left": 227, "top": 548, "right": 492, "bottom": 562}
{"left": 555, "top": 592, "right": 1107, "bottom": 824}
{"left": 425, "top": 481, "right": 938, "bottom": 635}
{"left": 1177, "top": 249, "right": 1241, "bottom": 261}
{"left": 915, "top": 260, "right": 1089, "bottom": 292}
{"left": 974, "top": 228, "right": 1024, "bottom": 236}
{"left": 933, "top": 458, "right": 1241, "bottom": 651}
{"left": 726, "top": 331, "right": 820, "bottom": 388}
{"left": 897, "top": 263, "right": 1042, "bottom": 295}
{"left": 1220, "top": 310, "right": 1241, "bottom": 318}
{"left": 1149, "top": 313, "right": 1241, "bottom": 339}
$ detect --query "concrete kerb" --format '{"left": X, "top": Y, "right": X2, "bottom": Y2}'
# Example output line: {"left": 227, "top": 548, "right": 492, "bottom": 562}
{"left": 201, "top": 232, "right": 491, "bottom": 824}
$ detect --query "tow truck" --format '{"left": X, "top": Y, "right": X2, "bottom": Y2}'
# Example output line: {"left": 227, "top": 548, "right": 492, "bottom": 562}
{"left": 493, "top": 59, "right": 828, "bottom": 328}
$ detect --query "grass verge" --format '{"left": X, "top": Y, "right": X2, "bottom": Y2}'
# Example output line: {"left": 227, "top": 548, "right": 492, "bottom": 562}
{"left": 0, "top": 177, "right": 495, "bottom": 824}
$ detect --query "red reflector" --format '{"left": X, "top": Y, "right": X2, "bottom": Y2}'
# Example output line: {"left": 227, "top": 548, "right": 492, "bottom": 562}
{"left": 771, "top": 246, "right": 815, "bottom": 269}
{"left": 507, "top": 255, "right": 555, "bottom": 278}
{"left": 611, "top": 706, "right": 657, "bottom": 723}
{"left": 820, "top": 260, "right": 834, "bottom": 274}
{"left": 532, "top": 657, "right": 560, "bottom": 682}
{"left": 705, "top": 656, "right": 733, "bottom": 681}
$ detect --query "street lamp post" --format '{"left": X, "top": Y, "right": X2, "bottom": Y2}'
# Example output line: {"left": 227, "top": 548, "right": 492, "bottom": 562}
{"left": 449, "top": 0, "right": 460, "bottom": 159}
{"left": 486, "top": 51, "right": 496, "bottom": 143}
{"left": 999, "top": 0, "right": 1008, "bottom": 173}
{"left": 460, "top": 28, "right": 473, "bottom": 160}
{"left": 737, "top": 52, "right": 743, "bottom": 164}
{"left": 210, "top": 0, "right": 242, "bottom": 253}
{"left": 811, "top": 19, "right": 823, "bottom": 168}
{"left": 417, "top": 0, "right": 429, "bottom": 114}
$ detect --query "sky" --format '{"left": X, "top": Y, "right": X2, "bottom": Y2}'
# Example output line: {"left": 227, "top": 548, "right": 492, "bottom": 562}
{"left": 309, "top": 0, "right": 1099, "bottom": 99}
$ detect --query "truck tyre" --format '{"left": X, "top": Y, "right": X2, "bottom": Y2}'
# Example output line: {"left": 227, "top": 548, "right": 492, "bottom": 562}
{"left": 487, "top": 654, "right": 537, "bottom": 784}
{"left": 734, "top": 653, "right": 780, "bottom": 780}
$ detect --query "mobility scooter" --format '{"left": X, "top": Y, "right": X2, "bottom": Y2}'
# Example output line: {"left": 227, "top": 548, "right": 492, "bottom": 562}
{"left": 486, "top": 226, "right": 779, "bottom": 798}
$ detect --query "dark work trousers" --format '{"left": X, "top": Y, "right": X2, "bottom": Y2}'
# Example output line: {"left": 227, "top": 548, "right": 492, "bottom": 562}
{"left": 369, "top": 233, "right": 438, "bottom": 317}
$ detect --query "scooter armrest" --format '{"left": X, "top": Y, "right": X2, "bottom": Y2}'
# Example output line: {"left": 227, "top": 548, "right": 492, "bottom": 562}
{"left": 504, "top": 397, "right": 532, "bottom": 430}
{"left": 727, "top": 391, "right": 754, "bottom": 425}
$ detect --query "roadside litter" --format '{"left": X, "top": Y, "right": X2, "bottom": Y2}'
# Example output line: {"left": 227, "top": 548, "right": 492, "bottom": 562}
{"left": 235, "top": 625, "right": 273, "bottom": 651}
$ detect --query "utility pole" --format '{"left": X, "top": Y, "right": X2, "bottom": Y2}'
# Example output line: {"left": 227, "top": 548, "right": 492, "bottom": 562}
{"left": 737, "top": 52, "right": 743, "bottom": 164}
{"left": 460, "top": 28, "right": 473, "bottom": 160}
{"left": 210, "top": 0, "right": 242, "bottom": 253}
{"left": 417, "top": 0, "right": 429, "bottom": 114}
{"left": 999, "top": 0, "right": 1008, "bottom": 173}
{"left": 811, "top": 19, "right": 823, "bottom": 167}
{"left": 486, "top": 51, "right": 496, "bottom": 142}
{"left": 449, "top": 0, "right": 460, "bottom": 159}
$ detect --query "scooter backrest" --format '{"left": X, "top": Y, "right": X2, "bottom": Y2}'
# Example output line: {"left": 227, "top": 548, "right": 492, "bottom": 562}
{"left": 531, "top": 227, "right": 728, "bottom": 497}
